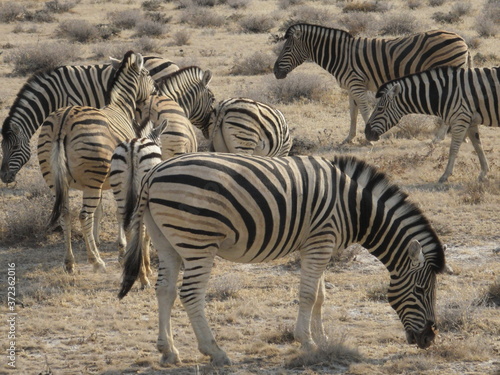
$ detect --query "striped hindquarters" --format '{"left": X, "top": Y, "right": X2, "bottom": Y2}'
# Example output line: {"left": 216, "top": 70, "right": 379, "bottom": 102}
{"left": 209, "top": 97, "right": 292, "bottom": 157}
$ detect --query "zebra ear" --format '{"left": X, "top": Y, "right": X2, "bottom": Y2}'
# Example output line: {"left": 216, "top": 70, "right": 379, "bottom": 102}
{"left": 388, "top": 83, "right": 402, "bottom": 100}
{"left": 134, "top": 53, "right": 144, "bottom": 71}
{"left": 109, "top": 57, "right": 121, "bottom": 70}
{"left": 202, "top": 70, "right": 212, "bottom": 87}
{"left": 408, "top": 239, "right": 424, "bottom": 264}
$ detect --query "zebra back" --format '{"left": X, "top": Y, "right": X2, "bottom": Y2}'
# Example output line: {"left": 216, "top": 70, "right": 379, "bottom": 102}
{"left": 0, "top": 55, "right": 177, "bottom": 184}
{"left": 136, "top": 95, "right": 198, "bottom": 159}
{"left": 209, "top": 97, "right": 292, "bottom": 157}
{"left": 157, "top": 66, "right": 215, "bottom": 137}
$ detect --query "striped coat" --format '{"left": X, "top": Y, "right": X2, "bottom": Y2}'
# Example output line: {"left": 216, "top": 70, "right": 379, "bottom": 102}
{"left": 274, "top": 23, "right": 471, "bottom": 143}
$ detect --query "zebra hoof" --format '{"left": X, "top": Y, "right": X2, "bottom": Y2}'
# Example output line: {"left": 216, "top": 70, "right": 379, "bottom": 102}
{"left": 64, "top": 263, "right": 76, "bottom": 274}
{"left": 211, "top": 353, "right": 231, "bottom": 367}
{"left": 160, "top": 352, "right": 181, "bottom": 366}
{"left": 92, "top": 262, "right": 106, "bottom": 273}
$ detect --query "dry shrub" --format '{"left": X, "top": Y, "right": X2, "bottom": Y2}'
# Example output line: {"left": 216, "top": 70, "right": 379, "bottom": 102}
{"left": 288, "top": 5, "right": 334, "bottom": 26}
{"left": 134, "top": 36, "right": 162, "bottom": 53}
{"left": 459, "top": 181, "right": 485, "bottom": 205}
{"left": 135, "top": 20, "right": 167, "bottom": 37}
{"left": 433, "top": 336, "right": 492, "bottom": 361}
{"left": 92, "top": 42, "right": 133, "bottom": 60}
{"left": 365, "top": 281, "right": 387, "bottom": 302}
{"left": 286, "top": 333, "right": 362, "bottom": 369}
{"left": 207, "top": 274, "right": 242, "bottom": 301}
{"left": 382, "top": 354, "right": 434, "bottom": 374}
{"left": 473, "top": 52, "right": 500, "bottom": 67}
{"left": 145, "top": 11, "right": 172, "bottom": 24}
{"left": 429, "top": 0, "right": 445, "bottom": 6}
{"left": 239, "top": 14, "right": 276, "bottom": 34}
{"left": 171, "top": 29, "right": 191, "bottom": 46}
{"left": 24, "top": 9, "right": 56, "bottom": 23}
{"left": 265, "top": 73, "right": 332, "bottom": 104}
{"left": 1, "top": 185, "right": 53, "bottom": 245}
{"left": 451, "top": 2, "right": 472, "bottom": 17}
{"left": 407, "top": 0, "right": 423, "bottom": 9}
{"left": 338, "top": 11, "right": 378, "bottom": 36}
{"left": 432, "top": 11, "right": 462, "bottom": 24}
{"left": 388, "top": 114, "right": 438, "bottom": 140}
{"left": 57, "top": 19, "right": 99, "bottom": 43}
{"left": 179, "top": 8, "right": 225, "bottom": 28}
{"left": 0, "top": 2, "right": 25, "bottom": 23}
{"left": 342, "top": 1, "right": 390, "bottom": 13}
{"left": 230, "top": 51, "right": 274, "bottom": 75}
{"left": 485, "top": 279, "right": 500, "bottom": 307}
{"left": 263, "top": 323, "right": 295, "bottom": 344}
{"left": 227, "top": 0, "right": 252, "bottom": 9}
{"left": 288, "top": 135, "right": 319, "bottom": 156}
{"left": 44, "top": 0, "right": 76, "bottom": 14}
{"left": 141, "top": 0, "right": 162, "bottom": 11}
{"left": 379, "top": 14, "right": 420, "bottom": 35}
{"left": 278, "top": 0, "right": 306, "bottom": 9}
{"left": 5, "top": 42, "right": 80, "bottom": 76}
{"left": 108, "top": 9, "right": 143, "bottom": 30}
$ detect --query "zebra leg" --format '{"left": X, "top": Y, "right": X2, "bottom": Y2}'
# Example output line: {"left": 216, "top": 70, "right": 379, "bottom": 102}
{"left": 438, "top": 122, "right": 469, "bottom": 183}
{"left": 342, "top": 94, "right": 359, "bottom": 144}
{"left": 180, "top": 256, "right": 230, "bottom": 366}
{"left": 433, "top": 119, "right": 449, "bottom": 142}
{"left": 138, "top": 227, "right": 152, "bottom": 289}
{"left": 295, "top": 249, "right": 330, "bottom": 350}
{"left": 156, "top": 242, "right": 182, "bottom": 365}
{"left": 60, "top": 192, "right": 75, "bottom": 273}
{"left": 467, "top": 126, "right": 489, "bottom": 181}
{"left": 79, "top": 191, "right": 106, "bottom": 272}
{"left": 311, "top": 275, "right": 328, "bottom": 344}
{"left": 93, "top": 197, "right": 103, "bottom": 246}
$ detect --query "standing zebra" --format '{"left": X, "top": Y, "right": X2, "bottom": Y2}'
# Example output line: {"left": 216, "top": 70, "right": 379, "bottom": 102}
{"left": 109, "top": 119, "right": 168, "bottom": 287}
{"left": 37, "top": 51, "right": 156, "bottom": 273}
{"left": 1, "top": 55, "right": 178, "bottom": 184}
{"left": 273, "top": 23, "right": 471, "bottom": 144}
{"left": 136, "top": 67, "right": 214, "bottom": 158}
{"left": 119, "top": 153, "right": 446, "bottom": 366}
{"left": 208, "top": 97, "right": 292, "bottom": 157}
{"left": 365, "top": 66, "right": 500, "bottom": 183}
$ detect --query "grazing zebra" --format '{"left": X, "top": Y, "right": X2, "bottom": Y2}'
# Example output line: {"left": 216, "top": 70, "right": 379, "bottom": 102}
{"left": 1, "top": 55, "right": 178, "bottom": 184}
{"left": 119, "top": 152, "right": 446, "bottom": 366}
{"left": 208, "top": 97, "right": 292, "bottom": 157}
{"left": 109, "top": 119, "right": 168, "bottom": 287}
{"left": 365, "top": 66, "right": 500, "bottom": 183}
{"left": 273, "top": 23, "right": 471, "bottom": 144}
{"left": 37, "top": 51, "right": 156, "bottom": 273}
{"left": 136, "top": 67, "right": 214, "bottom": 158}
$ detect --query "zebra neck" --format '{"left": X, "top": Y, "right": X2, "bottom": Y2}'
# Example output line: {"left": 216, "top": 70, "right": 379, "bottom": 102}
{"left": 309, "top": 28, "right": 353, "bottom": 79}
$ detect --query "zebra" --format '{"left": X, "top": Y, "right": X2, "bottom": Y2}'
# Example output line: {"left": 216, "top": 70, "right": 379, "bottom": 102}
{"left": 208, "top": 97, "right": 293, "bottom": 157}
{"left": 365, "top": 66, "right": 500, "bottom": 183}
{"left": 109, "top": 119, "right": 168, "bottom": 287}
{"left": 37, "top": 51, "right": 156, "bottom": 273}
{"left": 118, "top": 152, "right": 446, "bottom": 366}
{"left": 135, "top": 67, "right": 215, "bottom": 159}
{"left": 1, "top": 55, "right": 178, "bottom": 184}
{"left": 273, "top": 23, "right": 471, "bottom": 144}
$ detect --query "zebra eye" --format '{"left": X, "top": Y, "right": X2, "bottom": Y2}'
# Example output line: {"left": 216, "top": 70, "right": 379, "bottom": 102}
{"left": 415, "top": 286, "right": 425, "bottom": 295}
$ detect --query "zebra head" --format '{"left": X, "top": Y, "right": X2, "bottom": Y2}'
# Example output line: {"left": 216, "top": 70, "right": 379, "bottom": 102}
{"left": 1, "top": 123, "right": 31, "bottom": 184}
{"left": 365, "top": 82, "right": 404, "bottom": 142}
{"left": 273, "top": 24, "right": 311, "bottom": 80}
{"left": 388, "top": 239, "right": 444, "bottom": 349}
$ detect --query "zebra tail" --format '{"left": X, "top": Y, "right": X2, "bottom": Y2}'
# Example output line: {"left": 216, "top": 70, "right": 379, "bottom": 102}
{"left": 48, "top": 138, "right": 69, "bottom": 229}
{"left": 118, "top": 181, "right": 149, "bottom": 299}
{"left": 122, "top": 155, "right": 137, "bottom": 232}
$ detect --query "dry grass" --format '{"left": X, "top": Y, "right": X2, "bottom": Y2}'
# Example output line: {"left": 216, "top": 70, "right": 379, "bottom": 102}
{"left": 0, "top": 0, "right": 499, "bottom": 374}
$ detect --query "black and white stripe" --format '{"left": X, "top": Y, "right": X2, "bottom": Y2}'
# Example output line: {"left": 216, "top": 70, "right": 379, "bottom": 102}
{"left": 365, "top": 66, "right": 500, "bottom": 183}
{"left": 273, "top": 23, "right": 471, "bottom": 144}
{"left": 1, "top": 55, "right": 177, "bottom": 183}
{"left": 109, "top": 119, "right": 167, "bottom": 287}
{"left": 119, "top": 152, "right": 446, "bottom": 366}
{"left": 135, "top": 67, "right": 214, "bottom": 159}
{"left": 37, "top": 51, "right": 156, "bottom": 273}
{"left": 208, "top": 97, "right": 292, "bottom": 157}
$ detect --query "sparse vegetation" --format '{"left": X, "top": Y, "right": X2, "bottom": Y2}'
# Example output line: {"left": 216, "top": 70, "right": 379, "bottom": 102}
{"left": 57, "top": 19, "right": 99, "bottom": 43}
{"left": 239, "top": 14, "right": 276, "bottom": 33}
{"left": 1, "top": 1, "right": 499, "bottom": 374}
{"left": 379, "top": 13, "right": 420, "bottom": 35}
{"left": 5, "top": 42, "right": 80, "bottom": 75}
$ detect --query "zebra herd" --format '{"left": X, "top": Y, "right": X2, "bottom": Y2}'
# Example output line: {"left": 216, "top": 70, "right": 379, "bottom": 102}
{"left": 1, "top": 22, "right": 497, "bottom": 367}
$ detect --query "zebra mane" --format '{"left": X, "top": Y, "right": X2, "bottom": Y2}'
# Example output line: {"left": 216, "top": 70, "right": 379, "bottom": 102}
{"left": 375, "top": 65, "right": 461, "bottom": 98}
{"left": 332, "top": 155, "right": 446, "bottom": 273}
{"left": 104, "top": 50, "right": 136, "bottom": 105}
{"left": 284, "top": 23, "right": 352, "bottom": 39}
{"left": 157, "top": 66, "right": 203, "bottom": 87}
